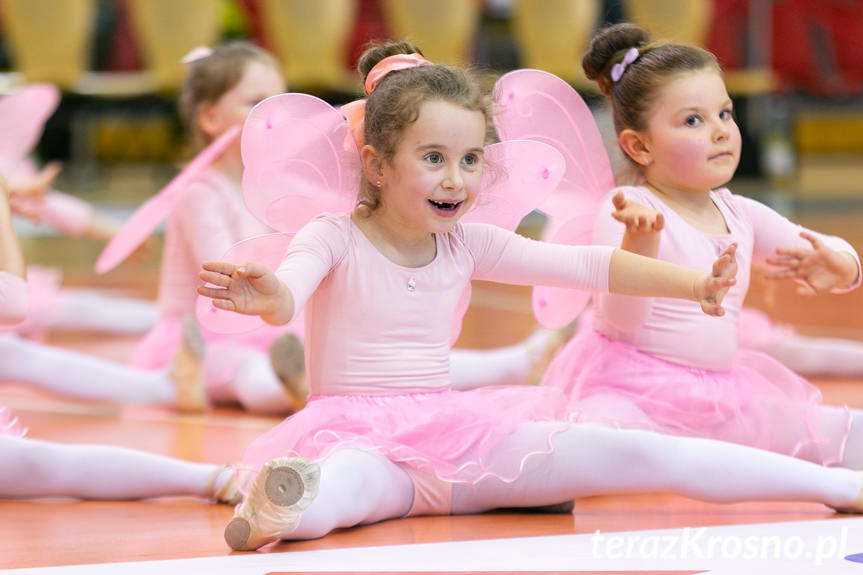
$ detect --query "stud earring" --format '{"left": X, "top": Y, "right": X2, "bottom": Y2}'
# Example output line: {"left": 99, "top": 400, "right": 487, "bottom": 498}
{"left": 375, "top": 180, "right": 381, "bottom": 187}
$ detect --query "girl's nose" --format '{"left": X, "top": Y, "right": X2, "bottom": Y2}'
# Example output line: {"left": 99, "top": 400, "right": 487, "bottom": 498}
{"left": 442, "top": 167, "right": 463, "bottom": 189}
{"left": 713, "top": 121, "right": 730, "bottom": 142}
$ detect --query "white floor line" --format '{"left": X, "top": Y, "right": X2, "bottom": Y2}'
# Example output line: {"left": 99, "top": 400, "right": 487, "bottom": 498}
{"left": 6, "top": 517, "right": 863, "bottom": 575}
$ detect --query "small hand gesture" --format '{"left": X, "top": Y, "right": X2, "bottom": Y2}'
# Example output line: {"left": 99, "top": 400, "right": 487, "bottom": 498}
{"left": 765, "top": 231, "right": 859, "bottom": 295}
{"left": 10, "top": 162, "right": 61, "bottom": 199}
{"left": 611, "top": 191, "right": 664, "bottom": 234}
{"left": 198, "top": 261, "right": 284, "bottom": 318}
{"left": 6, "top": 163, "right": 62, "bottom": 221}
{"left": 695, "top": 243, "right": 738, "bottom": 316}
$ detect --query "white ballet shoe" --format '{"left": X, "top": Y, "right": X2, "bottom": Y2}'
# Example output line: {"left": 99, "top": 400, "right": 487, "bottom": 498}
{"left": 169, "top": 315, "right": 207, "bottom": 413}
{"left": 269, "top": 332, "right": 309, "bottom": 410}
{"left": 206, "top": 464, "right": 242, "bottom": 506}
{"left": 224, "top": 457, "right": 320, "bottom": 551}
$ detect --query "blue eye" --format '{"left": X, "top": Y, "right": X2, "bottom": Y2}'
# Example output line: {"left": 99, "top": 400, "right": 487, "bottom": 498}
{"left": 425, "top": 152, "right": 443, "bottom": 164}
{"left": 720, "top": 108, "right": 735, "bottom": 121}
{"left": 684, "top": 114, "right": 702, "bottom": 127}
{"left": 462, "top": 153, "right": 479, "bottom": 166}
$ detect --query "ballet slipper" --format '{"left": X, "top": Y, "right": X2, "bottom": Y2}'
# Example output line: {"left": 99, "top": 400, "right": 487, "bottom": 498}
{"left": 224, "top": 456, "right": 320, "bottom": 551}
{"left": 206, "top": 464, "right": 242, "bottom": 506}
{"left": 831, "top": 471, "right": 863, "bottom": 514}
{"left": 169, "top": 316, "right": 207, "bottom": 413}
{"left": 269, "top": 332, "right": 309, "bottom": 410}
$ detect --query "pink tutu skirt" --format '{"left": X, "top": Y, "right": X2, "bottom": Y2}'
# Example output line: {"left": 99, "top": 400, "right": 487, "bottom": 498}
{"left": 237, "top": 385, "right": 573, "bottom": 493}
{"left": 0, "top": 405, "right": 27, "bottom": 438}
{"left": 541, "top": 329, "right": 851, "bottom": 466}
{"left": 737, "top": 308, "right": 796, "bottom": 353}
{"left": 131, "top": 316, "right": 304, "bottom": 391}
{"left": 0, "top": 266, "right": 62, "bottom": 338}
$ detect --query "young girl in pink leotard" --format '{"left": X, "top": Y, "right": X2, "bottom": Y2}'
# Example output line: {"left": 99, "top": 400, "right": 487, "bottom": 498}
{"left": 193, "top": 41, "right": 863, "bottom": 553}
{"left": 0, "top": 173, "right": 239, "bottom": 503}
{"left": 539, "top": 23, "right": 862, "bottom": 467}
{"left": 125, "top": 41, "right": 310, "bottom": 414}
{"left": 127, "top": 40, "right": 568, "bottom": 413}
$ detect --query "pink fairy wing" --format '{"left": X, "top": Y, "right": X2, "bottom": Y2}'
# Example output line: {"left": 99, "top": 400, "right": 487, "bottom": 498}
{"left": 493, "top": 69, "right": 614, "bottom": 223}
{"left": 195, "top": 232, "right": 295, "bottom": 334}
{"left": 0, "top": 84, "right": 60, "bottom": 173}
{"left": 462, "top": 140, "right": 564, "bottom": 230}
{"left": 241, "top": 93, "right": 361, "bottom": 233}
{"left": 453, "top": 139, "right": 565, "bottom": 343}
{"left": 531, "top": 214, "right": 595, "bottom": 328}
{"left": 199, "top": 94, "right": 361, "bottom": 335}
{"left": 493, "top": 69, "right": 616, "bottom": 329}
{"left": 95, "top": 125, "right": 241, "bottom": 274}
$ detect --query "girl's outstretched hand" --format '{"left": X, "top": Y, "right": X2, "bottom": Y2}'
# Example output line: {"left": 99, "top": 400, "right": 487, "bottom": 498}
{"left": 695, "top": 243, "right": 738, "bottom": 316}
{"left": 611, "top": 191, "right": 664, "bottom": 234}
{"left": 10, "top": 162, "right": 61, "bottom": 199}
{"left": 764, "top": 231, "right": 860, "bottom": 295}
{"left": 198, "top": 261, "right": 285, "bottom": 318}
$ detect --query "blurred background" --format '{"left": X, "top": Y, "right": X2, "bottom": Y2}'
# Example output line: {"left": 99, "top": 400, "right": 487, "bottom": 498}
{"left": 1, "top": 0, "right": 861, "bottom": 331}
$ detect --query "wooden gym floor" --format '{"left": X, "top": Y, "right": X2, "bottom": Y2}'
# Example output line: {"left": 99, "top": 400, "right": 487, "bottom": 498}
{"left": 1, "top": 201, "right": 862, "bottom": 572}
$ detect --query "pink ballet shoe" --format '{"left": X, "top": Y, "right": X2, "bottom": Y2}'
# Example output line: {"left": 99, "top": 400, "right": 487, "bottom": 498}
{"left": 224, "top": 457, "right": 320, "bottom": 551}
{"left": 269, "top": 332, "right": 309, "bottom": 410}
{"left": 169, "top": 316, "right": 207, "bottom": 413}
{"left": 206, "top": 464, "right": 242, "bottom": 506}
{"left": 831, "top": 471, "right": 863, "bottom": 514}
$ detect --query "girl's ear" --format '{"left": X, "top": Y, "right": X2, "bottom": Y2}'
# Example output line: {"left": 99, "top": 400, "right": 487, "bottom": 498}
{"left": 360, "top": 144, "right": 385, "bottom": 187}
{"left": 619, "top": 128, "right": 652, "bottom": 167}
{"left": 197, "top": 106, "right": 222, "bottom": 140}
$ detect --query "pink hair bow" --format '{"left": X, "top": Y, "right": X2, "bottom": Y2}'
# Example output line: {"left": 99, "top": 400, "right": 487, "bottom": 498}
{"left": 181, "top": 46, "right": 213, "bottom": 64}
{"left": 610, "top": 48, "right": 639, "bottom": 83}
{"left": 364, "top": 53, "right": 432, "bottom": 95}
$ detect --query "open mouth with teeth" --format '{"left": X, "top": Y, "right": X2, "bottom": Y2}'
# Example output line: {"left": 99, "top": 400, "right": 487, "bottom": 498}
{"left": 428, "top": 199, "right": 463, "bottom": 212}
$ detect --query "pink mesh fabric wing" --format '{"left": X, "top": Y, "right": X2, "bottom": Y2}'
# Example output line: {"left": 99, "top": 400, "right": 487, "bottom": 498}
{"left": 493, "top": 69, "right": 616, "bottom": 328}
{"left": 0, "top": 84, "right": 60, "bottom": 180}
{"left": 95, "top": 125, "right": 241, "bottom": 274}
{"left": 453, "top": 139, "right": 565, "bottom": 342}
{"left": 241, "top": 93, "right": 361, "bottom": 232}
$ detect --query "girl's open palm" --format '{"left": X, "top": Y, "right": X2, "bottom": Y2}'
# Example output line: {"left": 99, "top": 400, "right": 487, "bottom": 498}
{"left": 696, "top": 243, "right": 738, "bottom": 316}
{"left": 611, "top": 191, "right": 664, "bottom": 234}
{"left": 198, "top": 261, "right": 283, "bottom": 316}
{"left": 765, "top": 231, "right": 859, "bottom": 295}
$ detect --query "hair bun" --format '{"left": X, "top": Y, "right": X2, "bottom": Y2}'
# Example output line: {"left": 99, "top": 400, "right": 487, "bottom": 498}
{"left": 582, "top": 23, "right": 651, "bottom": 95}
{"left": 357, "top": 40, "right": 424, "bottom": 83}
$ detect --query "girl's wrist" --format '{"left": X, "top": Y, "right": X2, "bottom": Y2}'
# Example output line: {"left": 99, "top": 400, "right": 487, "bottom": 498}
{"left": 839, "top": 253, "right": 860, "bottom": 287}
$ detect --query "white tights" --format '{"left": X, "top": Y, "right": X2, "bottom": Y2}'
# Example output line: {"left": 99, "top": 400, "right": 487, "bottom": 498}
{"left": 224, "top": 352, "right": 295, "bottom": 414}
{"left": 284, "top": 423, "right": 861, "bottom": 541}
{"left": 449, "top": 330, "right": 551, "bottom": 390}
{"left": 0, "top": 435, "right": 219, "bottom": 500}
{"left": 771, "top": 335, "right": 863, "bottom": 378}
{"left": 0, "top": 334, "right": 174, "bottom": 405}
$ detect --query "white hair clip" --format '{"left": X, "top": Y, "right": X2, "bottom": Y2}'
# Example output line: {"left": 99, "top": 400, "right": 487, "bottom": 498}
{"left": 181, "top": 46, "right": 214, "bottom": 64}
{"left": 610, "top": 47, "right": 640, "bottom": 83}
